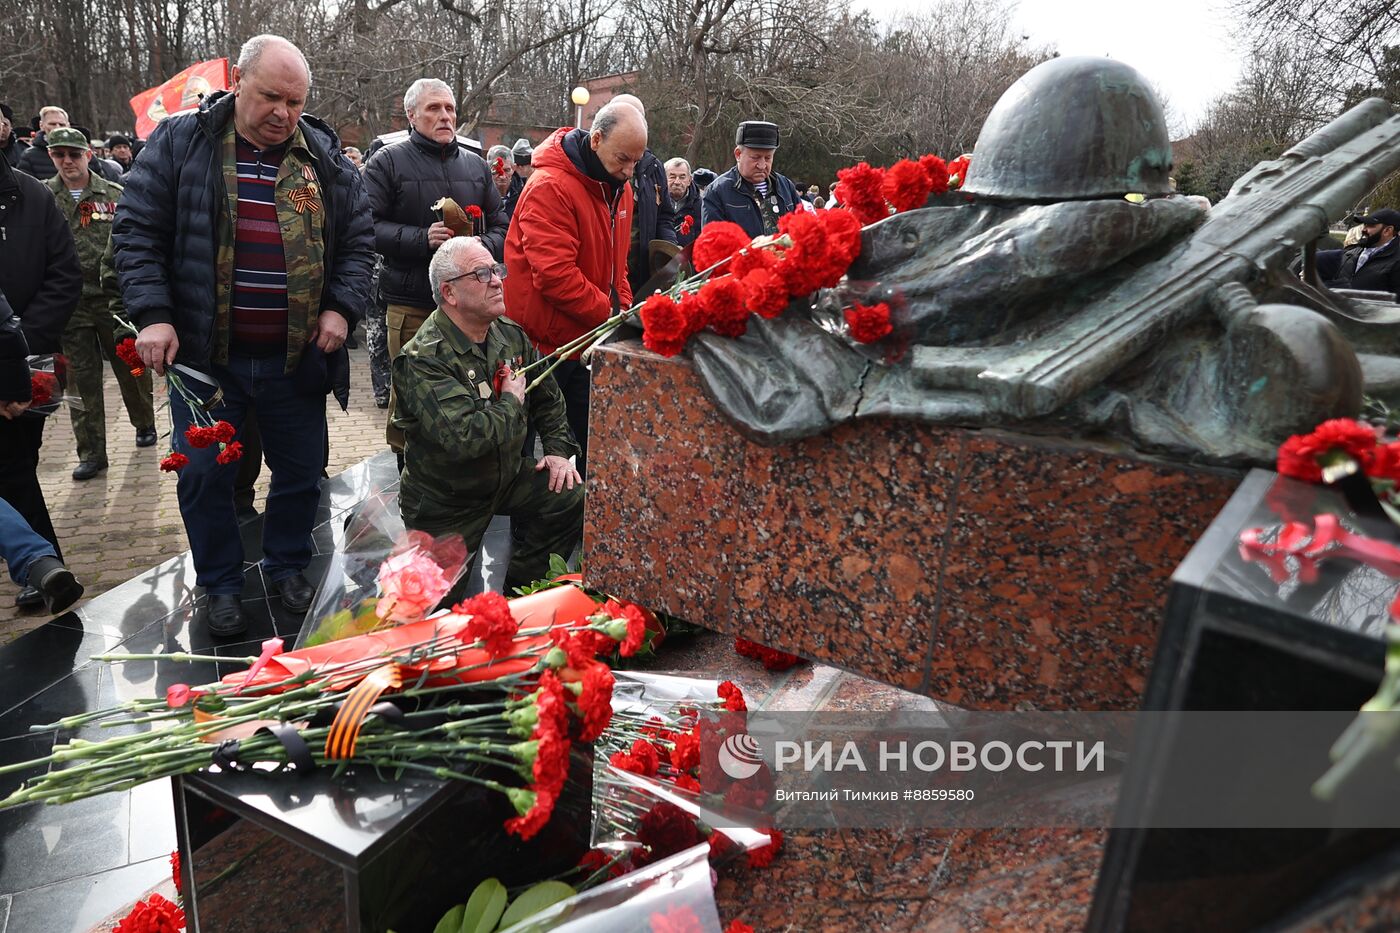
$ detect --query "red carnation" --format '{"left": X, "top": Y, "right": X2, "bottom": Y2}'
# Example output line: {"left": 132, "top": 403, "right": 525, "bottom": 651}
{"left": 467, "top": 204, "right": 483, "bottom": 219}
{"left": 680, "top": 214, "right": 694, "bottom": 235}
{"left": 616, "top": 601, "right": 649, "bottom": 657}
{"left": 883, "top": 158, "right": 933, "bottom": 213}
{"left": 493, "top": 156, "right": 508, "bottom": 178}
{"left": 1276, "top": 418, "right": 1378, "bottom": 483}
{"left": 579, "top": 848, "right": 626, "bottom": 880}
{"left": 675, "top": 773, "right": 701, "bottom": 793}
{"left": 458, "top": 591, "right": 519, "bottom": 657}
{"left": 920, "top": 154, "right": 950, "bottom": 195}
{"left": 735, "top": 637, "right": 804, "bottom": 671}
{"left": 569, "top": 662, "right": 615, "bottom": 742}
{"left": 774, "top": 210, "right": 839, "bottom": 295}
{"left": 611, "top": 738, "right": 661, "bottom": 776}
{"left": 113, "top": 893, "right": 185, "bottom": 933}
{"left": 678, "top": 291, "right": 708, "bottom": 337}
{"left": 552, "top": 627, "right": 606, "bottom": 668}
{"left": 742, "top": 267, "right": 790, "bottom": 319}
{"left": 724, "top": 922, "right": 756, "bottom": 933}
{"left": 30, "top": 372, "right": 56, "bottom": 406}
{"left": 692, "top": 221, "right": 752, "bottom": 272}
{"left": 836, "top": 161, "right": 888, "bottom": 226}
{"left": 638, "top": 801, "right": 703, "bottom": 861}
{"left": 170, "top": 848, "right": 182, "bottom": 895}
{"left": 504, "top": 786, "right": 557, "bottom": 840}
{"left": 698, "top": 275, "right": 748, "bottom": 338}
{"left": 215, "top": 441, "right": 244, "bottom": 465}
{"left": 640, "top": 293, "right": 689, "bottom": 358}
{"left": 747, "top": 828, "right": 784, "bottom": 868}
{"left": 184, "top": 425, "right": 215, "bottom": 448}
{"left": 947, "top": 155, "right": 971, "bottom": 188}
{"left": 844, "top": 302, "right": 893, "bottom": 344}
{"left": 1370, "top": 441, "right": 1400, "bottom": 484}
{"left": 729, "top": 242, "right": 777, "bottom": 280}
{"left": 651, "top": 905, "right": 705, "bottom": 933}
{"left": 820, "top": 208, "right": 864, "bottom": 268}
{"left": 159, "top": 452, "right": 189, "bottom": 472}
{"left": 210, "top": 420, "right": 237, "bottom": 444}
{"left": 717, "top": 680, "right": 748, "bottom": 712}
{"left": 671, "top": 726, "right": 701, "bottom": 773}
{"left": 115, "top": 338, "right": 145, "bottom": 377}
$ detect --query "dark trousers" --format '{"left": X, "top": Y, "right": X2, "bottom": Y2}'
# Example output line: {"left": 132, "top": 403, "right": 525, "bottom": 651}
{"left": 169, "top": 356, "right": 326, "bottom": 595}
{"left": 0, "top": 417, "right": 61, "bottom": 562}
{"left": 552, "top": 359, "right": 591, "bottom": 478}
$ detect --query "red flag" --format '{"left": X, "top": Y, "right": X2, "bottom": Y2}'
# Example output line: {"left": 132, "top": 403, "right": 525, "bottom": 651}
{"left": 128, "top": 59, "right": 229, "bottom": 140}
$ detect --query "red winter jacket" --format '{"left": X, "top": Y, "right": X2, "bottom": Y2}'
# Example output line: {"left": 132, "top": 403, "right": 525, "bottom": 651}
{"left": 504, "top": 127, "right": 634, "bottom": 356}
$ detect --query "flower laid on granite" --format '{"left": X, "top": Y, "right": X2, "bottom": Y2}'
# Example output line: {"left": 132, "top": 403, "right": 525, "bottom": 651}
{"left": 844, "top": 302, "right": 893, "bottom": 344}
{"left": 113, "top": 893, "right": 185, "bottom": 933}
{"left": 734, "top": 637, "right": 804, "bottom": 671}
{"left": 724, "top": 921, "right": 756, "bottom": 933}
{"left": 746, "top": 828, "right": 784, "bottom": 868}
{"left": 717, "top": 681, "right": 747, "bottom": 712}
{"left": 115, "top": 337, "right": 145, "bottom": 378}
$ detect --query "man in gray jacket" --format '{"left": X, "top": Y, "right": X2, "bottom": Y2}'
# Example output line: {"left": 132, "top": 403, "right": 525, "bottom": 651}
{"left": 363, "top": 77, "right": 508, "bottom": 454}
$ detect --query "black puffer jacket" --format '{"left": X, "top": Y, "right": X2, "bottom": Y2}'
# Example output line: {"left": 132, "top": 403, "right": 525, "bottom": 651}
{"left": 364, "top": 129, "right": 508, "bottom": 309}
{"left": 627, "top": 149, "right": 677, "bottom": 294}
{"left": 17, "top": 133, "right": 55, "bottom": 180}
{"left": 111, "top": 91, "right": 375, "bottom": 371}
{"left": 1, "top": 135, "right": 27, "bottom": 168}
{"left": 0, "top": 155, "right": 80, "bottom": 353}
{"left": 0, "top": 290, "right": 32, "bottom": 403}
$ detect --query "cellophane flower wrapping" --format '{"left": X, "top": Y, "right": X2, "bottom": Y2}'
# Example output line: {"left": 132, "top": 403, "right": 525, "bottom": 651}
{"left": 497, "top": 843, "right": 722, "bottom": 933}
{"left": 591, "top": 673, "right": 773, "bottom": 864}
{"left": 296, "top": 493, "right": 470, "bottom": 646}
{"left": 24, "top": 354, "right": 82, "bottom": 417}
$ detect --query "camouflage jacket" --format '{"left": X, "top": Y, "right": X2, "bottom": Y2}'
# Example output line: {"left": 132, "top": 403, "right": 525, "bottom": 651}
{"left": 392, "top": 310, "right": 578, "bottom": 508}
{"left": 46, "top": 170, "right": 124, "bottom": 307}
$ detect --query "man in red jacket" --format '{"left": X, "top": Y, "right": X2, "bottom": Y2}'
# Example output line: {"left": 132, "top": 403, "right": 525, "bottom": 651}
{"left": 503, "top": 101, "right": 645, "bottom": 476}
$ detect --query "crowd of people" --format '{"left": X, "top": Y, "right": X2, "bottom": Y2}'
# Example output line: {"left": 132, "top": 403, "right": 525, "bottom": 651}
{"left": 0, "top": 32, "right": 845, "bottom": 635}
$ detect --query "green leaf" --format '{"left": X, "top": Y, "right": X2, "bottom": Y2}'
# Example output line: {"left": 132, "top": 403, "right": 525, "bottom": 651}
{"left": 497, "top": 881, "right": 576, "bottom": 930}
{"left": 461, "top": 877, "right": 508, "bottom": 933}
{"left": 432, "top": 904, "right": 466, "bottom": 933}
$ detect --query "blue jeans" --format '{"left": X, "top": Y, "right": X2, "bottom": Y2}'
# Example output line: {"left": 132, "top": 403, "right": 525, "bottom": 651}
{"left": 169, "top": 355, "right": 326, "bottom": 595}
{"left": 0, "top": 496, "right": 58, "bottom": 587}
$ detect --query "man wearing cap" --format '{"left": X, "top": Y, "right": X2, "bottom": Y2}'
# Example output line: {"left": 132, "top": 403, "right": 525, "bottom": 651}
{"left": 44, "top": 127, "right": 157, "bottom": 481}
{"left": 108, "top": 135, "right": 136, "bottom": 174}
{"left": 19, "top": 106, "right": 72, "bottom": 181}
{"left": 0, "top": 104, "right": 28, "bottom": 168}
{"left": 364, "top": 77, "right": 509, "bottom": 458}
{"left": 701, "top": 121, "right": 800, "bottom": 239}
{"left": 512, "top": 139, "right": 535, "bottom": 181}
{"left": 1330, "top": 208, "right": 1400, "bottom": 298}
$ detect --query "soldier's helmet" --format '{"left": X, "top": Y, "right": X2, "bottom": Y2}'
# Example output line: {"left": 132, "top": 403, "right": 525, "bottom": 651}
{"left": 962, "top": 56, "right": 1173, "bottom": 202}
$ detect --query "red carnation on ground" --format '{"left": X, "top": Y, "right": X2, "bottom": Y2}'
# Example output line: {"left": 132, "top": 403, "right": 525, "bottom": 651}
{"left": 651, "top": 905, "right": 706, "bottom": 933}
{"left": 613, "top": 601, "right": 650, "bottom": 657}
{"left": 113, "top": 893, "right": 185, "bottom": 933}
{"left": 640, "top": 293, "right": 689, "bottom": 358}
{"left": 457, "top": 590, "right": 519, "bottom": 657}
{"left": 734, "top": 637, "right": 804, "bottom": 671}
{"left": 159, "top": 452, "right": 189, "bottom": 472}
{"left": 717, "top": 680, "right": 748, "bottom": 712}
{"left": 747, "top": 828, "right": 784, "bottom": 868}
{"left": 1276, "top": 418, "right": 1378, "bottom": 483}
{"left": 698, "top": 275, "right": 749, "bottom": 338}
{"left": 836, "top": 161, "right": 888, "bottom": 226}
{"left": 30, "top": 372, "right": 56, "bottom": 406}
{"left": 920, "top": 154, "right": 950, "bottom": 195}
{"left": 115, "top": 338, "right": 145, "bottom": 377}
{"left": 215, "top": 441, "right": 244, "bottom": 465}
{"left": 742, "top": 268, "right": 790, "bottom": 319}
{"left": 692, "top": 221, "right": 752, "bottom": 271}
{"left": 883, "top": 158, "right": 933, "bottom": 213}
{"left": 638, "top": 801, "right": 704, "bottom": 862}
{"left": 844, "top": 302, "right": 893, "bottom": 344}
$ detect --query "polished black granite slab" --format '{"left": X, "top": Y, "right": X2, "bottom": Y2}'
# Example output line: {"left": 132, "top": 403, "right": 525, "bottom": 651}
{"left": 0, "top": 452, "right": 403, "bottom": 929}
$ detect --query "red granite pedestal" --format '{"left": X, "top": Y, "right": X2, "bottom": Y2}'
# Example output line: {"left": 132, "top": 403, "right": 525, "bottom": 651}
{"left": 583, "top": 342, "right": 1242, "bottom": 712}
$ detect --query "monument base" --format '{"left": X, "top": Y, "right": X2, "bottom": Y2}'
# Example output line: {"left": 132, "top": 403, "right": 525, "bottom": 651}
{"left": 584, "top": 342, "right": 1241, "bottom": 710}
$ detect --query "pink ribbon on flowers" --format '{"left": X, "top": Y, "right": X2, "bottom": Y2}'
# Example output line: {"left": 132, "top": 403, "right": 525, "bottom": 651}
{"left": 235, "top": 638, "right": 285, "bottom": 695}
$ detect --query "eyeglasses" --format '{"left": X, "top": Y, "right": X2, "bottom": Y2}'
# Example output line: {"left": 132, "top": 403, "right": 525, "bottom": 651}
{"left": 50, "top": 150, "right": 86, "bottom": 161}
{"left": 446, "top": 263, "right": 508, "bottom": 285}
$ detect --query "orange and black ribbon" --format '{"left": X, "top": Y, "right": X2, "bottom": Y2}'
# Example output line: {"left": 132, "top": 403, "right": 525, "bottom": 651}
{"left": 324, "top": 664, "right": 401, "bottom": 760}
{"left": 290, "top": 185, "right": 321, "bottom": 214}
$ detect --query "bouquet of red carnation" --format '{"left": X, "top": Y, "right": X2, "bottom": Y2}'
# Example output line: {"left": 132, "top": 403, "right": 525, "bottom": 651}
{"left": 1275, "top": 416, "right": 1400, "bottom": 525}
{"left": 22, "top": 354, "right": 79, "bottom": 418}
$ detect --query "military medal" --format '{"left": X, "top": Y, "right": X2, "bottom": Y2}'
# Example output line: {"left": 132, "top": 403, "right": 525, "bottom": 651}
{"left": 478, "top": 383, "right": 493, "bottom": 399}
{"left": 290, "top": 184, "right": 321, "bottom": 214}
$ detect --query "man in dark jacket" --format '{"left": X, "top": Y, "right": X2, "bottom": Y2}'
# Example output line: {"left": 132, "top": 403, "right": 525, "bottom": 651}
{"left": 18, "top": 106, "right": 72, "bottom": 180}
{"left": 0, "top": 104, "right": 28, "bottom": 168}
{"left": 112, "top": 34, "right": 375, "bottom": 637}
{"left": 364, "top": 77, "right": 508, "bottom": 455}
{"left": 1330, "top": 208, "right": 1400, "bottom": 298}
{"left": 666, "top": 157, "right": 702, "bottom": 248}
{"left": 610, "top": 95, "right": 678, "bottom": 297}
{"left": 701, "top": 120, "right": 801, "bottom": 238}
{"left": 0, "top": 149, "right": 81, "bottom": 610}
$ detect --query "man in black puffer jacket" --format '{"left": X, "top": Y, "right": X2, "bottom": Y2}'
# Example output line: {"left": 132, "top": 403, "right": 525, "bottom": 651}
{"left": 112, "top": 34, "right": 375, "bottom": 638}
{"left": 609, "top": 95, "right": 678, "bottom": 297}
{"left": 363, "top": 77, "right": 507, "bottom": 454}
{"left": 0, "top": 150, "right": 81, "bottom": 610}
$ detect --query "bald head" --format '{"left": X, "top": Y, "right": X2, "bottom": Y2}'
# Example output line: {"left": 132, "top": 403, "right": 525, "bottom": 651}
{"left": 232, "top": 35, "right": 310, "bottom": 149}
{"left": 589, "top": 102, "right": 648, "bottom": 182}
{"left": 611, "top": 93, "right": 646, "bottom": 117}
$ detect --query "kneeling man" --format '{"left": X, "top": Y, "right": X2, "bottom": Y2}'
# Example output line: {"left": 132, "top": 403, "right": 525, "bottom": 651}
{"left": 392, "top": 237, "right": 582, "bottom": 591}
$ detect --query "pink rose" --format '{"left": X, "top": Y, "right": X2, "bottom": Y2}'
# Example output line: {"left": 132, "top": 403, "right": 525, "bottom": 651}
{"left": 375, "top": 548, "right": 452, "bottom": 623}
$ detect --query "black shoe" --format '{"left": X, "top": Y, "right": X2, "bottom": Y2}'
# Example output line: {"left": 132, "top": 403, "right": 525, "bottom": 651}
{"left": 135, "top": 428, "right": 158, "bottom": 447}
{"left": 273, "top": 574, "right": 315, "bottom": 614}
{"left": 72, "top": 460, "right": 108, "bottom": 481}
{"left": 15, "top": 585, "right": 44, "bottom": 609}
{"left": 27, "top": 556, "right": 84, "bottom": 615}
{"left": 206, "top": 595, "right": 248, "bottom": 637}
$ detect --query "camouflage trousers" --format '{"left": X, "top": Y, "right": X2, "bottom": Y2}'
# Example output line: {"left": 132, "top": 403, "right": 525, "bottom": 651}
{"left": 62, "top": 304, "right": 155, "bottom": 464}
{"left": 364, "top": 286, "right": 391, "bottom": 405}
{"left": 384, "top": 303, "right": 432, "bottom": 453}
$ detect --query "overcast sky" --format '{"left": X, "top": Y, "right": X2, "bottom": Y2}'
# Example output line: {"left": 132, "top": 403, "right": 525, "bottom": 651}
{"left": 854, "top": 0, "right": 1244, "bottom": 135}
